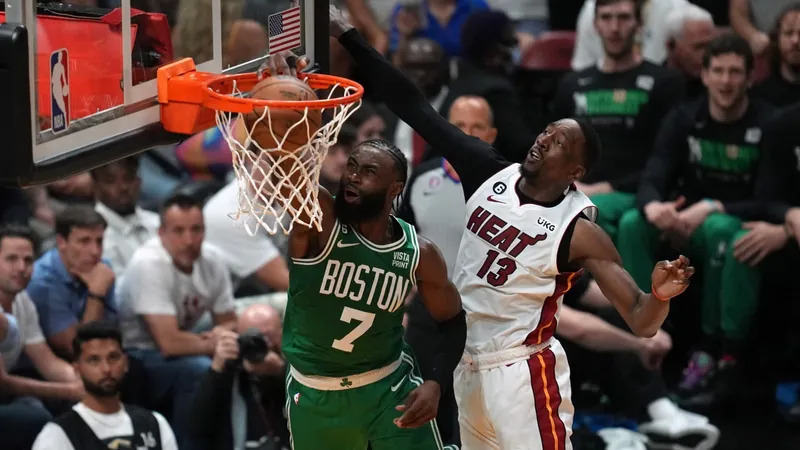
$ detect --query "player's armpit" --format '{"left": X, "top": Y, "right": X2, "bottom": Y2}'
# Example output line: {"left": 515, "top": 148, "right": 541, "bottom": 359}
{"left": 414, "top": 236, "right": 462, "bottom": 321}
{"left": 568, "top": 219, "right": 669, "bottom": 338}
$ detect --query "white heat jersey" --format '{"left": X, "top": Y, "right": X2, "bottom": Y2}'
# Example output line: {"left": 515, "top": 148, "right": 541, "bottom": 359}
{"left": 452, "top": 164, "right": 597, "bottom": 355}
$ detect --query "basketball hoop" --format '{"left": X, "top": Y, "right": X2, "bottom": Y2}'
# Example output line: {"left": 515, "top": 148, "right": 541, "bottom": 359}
{"left": 157, "top": 58, "right": 364, "bottom": 236}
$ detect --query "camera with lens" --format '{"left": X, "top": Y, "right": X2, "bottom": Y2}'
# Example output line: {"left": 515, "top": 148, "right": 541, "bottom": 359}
{"left": 237, "top": 328, "right": 270, "bottom": 364}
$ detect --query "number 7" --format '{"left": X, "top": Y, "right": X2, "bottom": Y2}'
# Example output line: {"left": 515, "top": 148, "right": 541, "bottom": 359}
{"left": 332, "top": 306, "right": 375, "bottom": 352}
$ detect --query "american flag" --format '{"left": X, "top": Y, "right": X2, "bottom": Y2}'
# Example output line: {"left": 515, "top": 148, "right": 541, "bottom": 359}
{"left": 268, "top": 6, "right": 302, "bottom": 53}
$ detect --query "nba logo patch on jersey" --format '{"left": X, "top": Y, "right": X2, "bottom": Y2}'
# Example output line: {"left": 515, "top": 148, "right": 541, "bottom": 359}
{"left": 49, "top": 48, "right": 70, "bottom": 133}
{"left": 293, "top": 392, "right": 300, "bottom": 404}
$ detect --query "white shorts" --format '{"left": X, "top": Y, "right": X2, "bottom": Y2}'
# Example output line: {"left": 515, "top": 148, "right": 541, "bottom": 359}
{"left": 454, "top": 339, "right": 574, "bottom": 450}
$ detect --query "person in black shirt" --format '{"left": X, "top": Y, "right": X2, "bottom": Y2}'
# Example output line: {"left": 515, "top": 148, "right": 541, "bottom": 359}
{"left": 733, "top": 102, "right": 800, "bottom": 422}
{"left": 617, "top": 34, "right": 776, "bottom": 409}
{"left": 299, "top": 7, "right": 695, "bottom": 448}
{"left": 732, "top": 102, "right": 800, "bottom": 265}
{"left": 551, "top": 0, "right": 685, "bottom": 244}
{"left": 753, "top": 3, "right": 800, "bottom": 108}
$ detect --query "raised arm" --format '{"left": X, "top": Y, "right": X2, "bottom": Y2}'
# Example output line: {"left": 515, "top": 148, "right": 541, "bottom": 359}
{"left": 395, "top": 236, "right": 465, "bottom": 429}
{"left": 569, "top": 218, "right": 694, "bottom": 337}
{"left": 329, "top": 6, "right": 508, "bottom": 191}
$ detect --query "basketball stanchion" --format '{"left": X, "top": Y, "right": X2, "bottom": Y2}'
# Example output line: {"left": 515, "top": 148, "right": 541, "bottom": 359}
{"left": 157, "top": 57, "right": 364, "bottom": 236}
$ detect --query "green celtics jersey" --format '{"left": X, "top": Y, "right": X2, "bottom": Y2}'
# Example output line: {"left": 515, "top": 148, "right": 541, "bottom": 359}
{"left": 283, "top": 217, "right": 420, "bottom": 377}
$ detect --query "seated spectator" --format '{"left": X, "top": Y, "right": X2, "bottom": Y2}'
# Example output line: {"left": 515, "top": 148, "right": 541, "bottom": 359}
{"left": 664, "top": 4, "right": 718, "bottom": 99}
{"left": 389, "top": 37, "right": 450, "bottom": 169}
{"left": 734, "top": 102, "right": 800, "bottom": 421}
{"left": 389, "top": 0, "right": 489, "bottom": 58}
{"left": 118, "top": 193, "right": 237, "bottom": 449}
{"left": 32, "top": 321, "right": 177, "bottom": 450}
{"left": 0, "top": 312, "right": 19, "bottom": 353}
{"left": 203, "top": 181, "right": 290, "bottom": 295}
{"left": 557, "top": 304, "right": 720, "bottom": 449}
{"left": 189, "top": 304, "right": 288, "bottom": 449}
{"left": 754, "top": 3, "right": 800, "bottom": 108}
{"left": 617, "top": 34, "right": 775, "bottom": 410}
{"left": 0, "top": 225, "right": 84, "bottom": 450}
{"left": 440, "top": 10, "right": 536, "bottom": 162}
{"left": 552, "top": 0, "right": 684, "bottom": 244}
{"left": 26, "top": 206, "right": 117, "bottom": 360}
{"left": 572, "top": 0, "right": 690, "bottom": 70}
{"left": 92, "top": 156, "right": 159, "bottom": 279}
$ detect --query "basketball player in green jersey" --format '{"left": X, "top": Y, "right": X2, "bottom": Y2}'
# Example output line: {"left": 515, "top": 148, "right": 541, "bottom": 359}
{"left": 276, "top": 136, "right": 466, "bottom": 450}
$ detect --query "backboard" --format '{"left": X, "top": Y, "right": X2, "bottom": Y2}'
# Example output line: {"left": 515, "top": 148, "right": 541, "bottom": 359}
{"left": 0, "top": 0, "right": 328, "bottom": 186}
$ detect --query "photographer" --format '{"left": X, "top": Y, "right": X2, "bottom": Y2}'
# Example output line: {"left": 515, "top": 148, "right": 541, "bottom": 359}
{"left": 188, "top": 304, "right": 289, "bottom": 450}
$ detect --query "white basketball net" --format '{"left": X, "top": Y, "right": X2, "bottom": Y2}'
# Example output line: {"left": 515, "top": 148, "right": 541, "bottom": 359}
{"left": 215, "top": 78, "right": 361, "bottom": 236}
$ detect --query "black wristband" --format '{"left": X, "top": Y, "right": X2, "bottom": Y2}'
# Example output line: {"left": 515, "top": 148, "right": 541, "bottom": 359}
{"left": 420, "top": 310, "right": 466, "bottom": 391}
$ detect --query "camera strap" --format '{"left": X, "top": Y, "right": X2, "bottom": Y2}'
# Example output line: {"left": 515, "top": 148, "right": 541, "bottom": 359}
{"left": 246, "top": 374, "right": 280, "bottom": 450}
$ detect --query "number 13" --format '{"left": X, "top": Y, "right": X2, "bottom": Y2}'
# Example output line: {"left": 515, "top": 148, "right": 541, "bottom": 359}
{"left": 476, "top": 249, "right": 517, "bottom": 286}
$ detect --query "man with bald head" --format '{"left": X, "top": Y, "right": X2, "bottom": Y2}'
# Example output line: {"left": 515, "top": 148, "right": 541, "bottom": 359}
{"left": 665, "top": 4, "right": 717, "bottom": 98}
{"left": 400, "top": 95, "right": 496, "bottom": 275}
{"left": 391, "top": 37, "right": 450, "bottom": 169}
{"left": 189, "top": 303, "right": 289, "bottom": 449}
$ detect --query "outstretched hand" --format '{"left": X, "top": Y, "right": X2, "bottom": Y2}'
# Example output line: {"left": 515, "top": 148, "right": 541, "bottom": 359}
{"left": 394, "top": 381, "right": 440, "bottom": 429}
{"left": 329, "top": 5, "right": 355, "bottom": 39}
{"left": 650, "top": 255, "right": 694, "bottom": 300}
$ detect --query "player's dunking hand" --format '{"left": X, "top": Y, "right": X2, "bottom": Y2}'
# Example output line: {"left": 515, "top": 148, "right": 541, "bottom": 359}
{"left": 329, "top": 5, "right": 355, "bottom": 39}
{"left": 650, "top": 255, "right": 694, "bottom": 301}
{"left": 394, "top": 380, "right": 441, "bottom": 429}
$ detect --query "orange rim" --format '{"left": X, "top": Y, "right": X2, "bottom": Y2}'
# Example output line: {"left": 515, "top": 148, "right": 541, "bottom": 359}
{"left": 203, "top": 72, "right": 364, "bottom": 113}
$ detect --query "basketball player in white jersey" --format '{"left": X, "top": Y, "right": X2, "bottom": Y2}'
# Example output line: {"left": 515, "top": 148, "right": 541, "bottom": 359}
{"left": 317, "top": 7, "right": 695, "bottom": 449}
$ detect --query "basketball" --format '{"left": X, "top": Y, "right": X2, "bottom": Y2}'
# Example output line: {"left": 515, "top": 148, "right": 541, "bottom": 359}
{"left": 243, "top": 75, "right": 323, "bottom": 153}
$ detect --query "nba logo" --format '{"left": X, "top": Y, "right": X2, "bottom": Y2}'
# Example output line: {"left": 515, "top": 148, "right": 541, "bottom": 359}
{"left": 50, "top": 48, "right": 70, "bottom": 133}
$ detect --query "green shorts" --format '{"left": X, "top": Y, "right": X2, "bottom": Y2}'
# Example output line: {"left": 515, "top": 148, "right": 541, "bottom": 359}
{"left": 285, "top": 348, "right": 452, "bottom": 450}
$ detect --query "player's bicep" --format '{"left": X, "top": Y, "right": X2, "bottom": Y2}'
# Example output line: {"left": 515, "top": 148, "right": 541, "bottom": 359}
{"left": 414, "top": 236, "right": 462, "bottom": 322}
{"left": 570, "top": 219, "right": 641, "bottom": 320}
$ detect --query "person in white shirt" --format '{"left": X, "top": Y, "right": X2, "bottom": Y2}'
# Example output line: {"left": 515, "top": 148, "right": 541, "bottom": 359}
{"left": 32, "top": 320, "right": 178, "bottom": 450}
{"left": 572, "top": 0, "right": 690, "bottom": 70}
{"left": 118, "top": 193, "right": 237, "bottom": 450}
{"left": 92, "top": 156, "right": 159, "bottom": 278}
{"left": 0, "top": 224, "right": 84, "bottom": 450}
{"left": 203, "top": 180, "right": 290, "bottom": 294}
